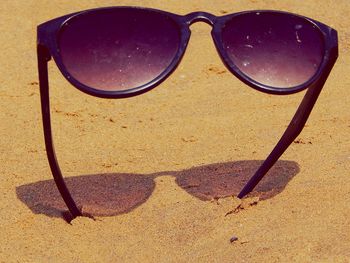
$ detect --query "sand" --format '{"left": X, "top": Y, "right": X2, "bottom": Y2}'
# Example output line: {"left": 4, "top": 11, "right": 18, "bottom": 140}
{"left": 1, "top": 0, "right": 349, "bottom": 262}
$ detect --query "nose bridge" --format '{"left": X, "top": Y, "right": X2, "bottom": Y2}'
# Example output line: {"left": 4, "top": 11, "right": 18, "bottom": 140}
{"left": 184, "top": 12, "right": 217, "bottom": 26}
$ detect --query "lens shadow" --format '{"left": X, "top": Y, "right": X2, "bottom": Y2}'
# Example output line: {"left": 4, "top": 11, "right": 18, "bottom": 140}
{"left": 175, "top": 160, "right": 299, "bottom": 200}
{"left": 16, "top": 173, "right": 156, "bottom": 218}
{"left": 16, "top": 160, "right": 299, "bottom": 219}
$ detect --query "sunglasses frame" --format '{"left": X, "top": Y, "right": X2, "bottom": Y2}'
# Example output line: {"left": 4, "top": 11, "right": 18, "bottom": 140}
{"left": 37, "top": 6, "right": 338, "bottom": 219}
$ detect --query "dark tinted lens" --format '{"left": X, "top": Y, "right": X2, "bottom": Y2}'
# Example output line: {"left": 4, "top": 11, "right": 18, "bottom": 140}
{"left": 221, "top": 12, "right": 324, "bottom": 88}
{"left": 59, "top": 8, "right": 181, "bottom": 91}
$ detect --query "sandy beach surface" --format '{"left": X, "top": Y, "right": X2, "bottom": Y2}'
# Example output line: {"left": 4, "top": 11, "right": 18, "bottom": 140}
{"left": 1, "top": 0, "right": 349, "bottom": 262}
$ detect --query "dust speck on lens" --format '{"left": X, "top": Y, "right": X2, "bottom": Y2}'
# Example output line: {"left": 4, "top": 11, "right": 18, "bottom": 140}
{"left": 242, "top": 61, "right": 250, "bottom": 67}
{"left": 295, "top": 31, "right": 302, "bottom": 43}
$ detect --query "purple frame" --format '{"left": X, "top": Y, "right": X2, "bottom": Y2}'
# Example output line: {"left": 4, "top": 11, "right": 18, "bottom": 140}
{"left": 37, "top": 7, "right": 338, "bottom": 219}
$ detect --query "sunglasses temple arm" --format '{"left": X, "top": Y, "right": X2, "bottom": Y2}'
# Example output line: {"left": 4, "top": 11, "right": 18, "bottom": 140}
{"left": 37, "top": 45, "right": 82, "bottom": 219}
{"left": 238, "top": 64, "right": 336, "bottom": 198}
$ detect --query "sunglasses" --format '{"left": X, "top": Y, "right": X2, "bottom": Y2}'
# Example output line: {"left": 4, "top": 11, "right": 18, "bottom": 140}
{"left": 37, "top": 7, "right": 338, "bottom": 219}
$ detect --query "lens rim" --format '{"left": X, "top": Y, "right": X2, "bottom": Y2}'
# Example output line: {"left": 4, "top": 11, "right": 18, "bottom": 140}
{"left": 212, "top": 10, "right": 332, "bottom": 95}
{"left": 40, "top": 7, "right": 190, "bottom": 98}
{"left": 38, "top": 8, "right": 337, "bottom": 97}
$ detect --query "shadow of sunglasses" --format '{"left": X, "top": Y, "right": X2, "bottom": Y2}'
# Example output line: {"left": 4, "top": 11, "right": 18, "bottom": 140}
{"left": 17, "top": 160, "right": 299, "bottom": 221}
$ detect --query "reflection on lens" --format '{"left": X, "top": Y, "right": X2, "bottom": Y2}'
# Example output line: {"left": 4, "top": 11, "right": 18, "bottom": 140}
{"left": 59, "top": 8, "right": 181, "bottom": 91}
{"left": 221, "top": 12, "right": 324, "bottom": 88}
